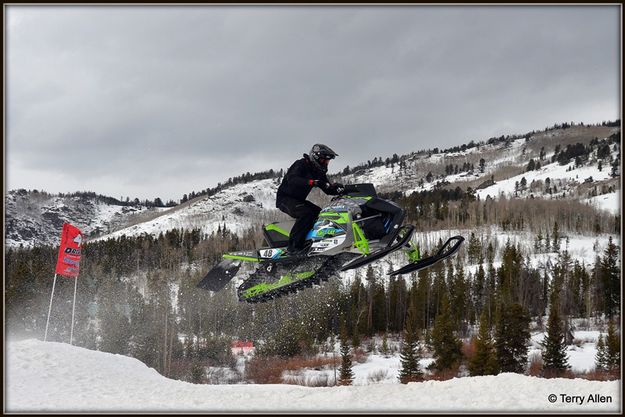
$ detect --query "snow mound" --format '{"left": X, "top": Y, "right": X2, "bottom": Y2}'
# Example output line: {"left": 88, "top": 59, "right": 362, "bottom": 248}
{"left": 6, "top": 339, "right": 621, "bottom": 413}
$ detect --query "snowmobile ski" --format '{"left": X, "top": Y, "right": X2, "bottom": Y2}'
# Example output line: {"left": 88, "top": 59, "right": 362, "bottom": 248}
{"left": 339, "top": 225, "right": 415, "bottom": 272}
{"left": 389, "top": 235, "right": 465, "bottom": 276}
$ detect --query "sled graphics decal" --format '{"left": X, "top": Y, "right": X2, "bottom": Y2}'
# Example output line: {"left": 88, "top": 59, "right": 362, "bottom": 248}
{"left": 311, "top": 235, "right": 346, "bottom": 252}
{"left": 259, "top": 248, "right": 285, "bottom": 259}
{"left": 223, "top": 252, "right": 260, "bottom": 262}
{"left": 265, "top": 224, "right": 290, "bottom": 237}
{"left": 318, "top": 212, "right": 350, "bottom": 224}
{"left": 345, "top": 195, "right": 373, "bottom": 200}
{"left": 308, "top": 221, "right": 345, "bottom": 240}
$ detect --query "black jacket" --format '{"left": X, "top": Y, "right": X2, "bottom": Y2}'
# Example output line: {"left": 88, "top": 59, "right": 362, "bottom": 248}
{"left": 276, "top": 154, "right": 339, "bottom": 203}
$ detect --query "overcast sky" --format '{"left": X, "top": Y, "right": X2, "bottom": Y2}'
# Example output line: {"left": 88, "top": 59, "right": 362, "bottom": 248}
{"left": 5, "top": 5, "right": 620, "bottom": 202}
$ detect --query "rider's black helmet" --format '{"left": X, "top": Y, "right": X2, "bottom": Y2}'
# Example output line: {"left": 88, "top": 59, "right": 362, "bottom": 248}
{"left": 309, "top": 144, "right": 338, "bottom": 173}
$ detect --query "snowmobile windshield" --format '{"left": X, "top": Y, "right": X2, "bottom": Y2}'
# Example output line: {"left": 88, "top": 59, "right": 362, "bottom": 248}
{"left": 322, "top": 197, "right": 365, "bottom": 218}
{"left": 342, "top": 183, "right": 377, "bottom": 198}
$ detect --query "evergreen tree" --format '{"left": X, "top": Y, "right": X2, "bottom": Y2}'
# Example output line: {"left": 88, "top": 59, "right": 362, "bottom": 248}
{"left": 495, "top": 303, "right": 531, "bottom": 373}
{"left": 600, "top": 237, "right": 620, "bottom": 318}
{"left": 398, "top": 301, "right": 423, "bottom": 383}
{"left": 351, "top": 324, "right": 361, "bottom": 348}
{"left": 498, "top": 241, "right": 523, "bottom": 305}
{"left": 190, "top": 360, "right": 205, "bottom": 384}
{"left": 338, "top": 320, "right": 354, "bottom": 386}
{"left": 469, "top": 309, "right": 499, "bottom": 376}
{"left": 432, "top": 259, "right": 448, "bottom": 317}
{"left": 413, "top": 271, "right": 429, "bottom": 331}
{"left": 552, "top": 222, "right": 560, "bottom": 252}
{"left": 541, "top": 295, "right": 570, "bottom": 376}
{"left": 473, "top": 258, "right": 486, "bottom": 318}
{"left": 348, "top": 275, "right": 366, "bottom": 347}
{"left": 534, "top": 230, "right": 544, "bottom": 252}
{"left": 381, "top": 333, "right": 390, "bottom": 357}
{"left": 595, "top": 334, "right": 609, "bottom": 371}
{"left": 388, "top": 275, "right": 408, "bottom": 333}
{"left": 430, "top": 294, "right": 462, "bottom": 372}
{"left": 450, "top": 261, "right": 469, "bottom": 330}
{"left": 467, "top": 232, "right": 482, "bottom": 264}
{"left": 605, "top": 320, "right": 621, "bottom": 371}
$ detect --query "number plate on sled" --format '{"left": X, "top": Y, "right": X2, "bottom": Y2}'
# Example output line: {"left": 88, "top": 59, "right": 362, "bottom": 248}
{"left": 259, "top": 248, "right": 285, "bottom": 259}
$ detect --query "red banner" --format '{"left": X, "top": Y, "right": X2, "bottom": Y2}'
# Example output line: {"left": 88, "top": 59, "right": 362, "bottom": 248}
{"left": 55, "top": 223, "right": 83, "bottom": 278}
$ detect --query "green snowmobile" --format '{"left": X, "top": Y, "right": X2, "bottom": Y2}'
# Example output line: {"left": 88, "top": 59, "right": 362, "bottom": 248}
{"left": 197, "top": 183, "right": 464, "bottom": 303}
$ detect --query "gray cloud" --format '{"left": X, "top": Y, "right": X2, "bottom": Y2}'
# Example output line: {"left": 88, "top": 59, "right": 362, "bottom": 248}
{"left": 6, "top": 5, "right": 620, "bottom": 201}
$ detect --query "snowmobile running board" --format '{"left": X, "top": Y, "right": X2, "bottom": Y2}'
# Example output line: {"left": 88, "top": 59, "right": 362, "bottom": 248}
{"left": 339, "top": 225, "right": 416, "bottom": 272}
{"left": 389, "top": 235, "right": 465, "bottom": 276}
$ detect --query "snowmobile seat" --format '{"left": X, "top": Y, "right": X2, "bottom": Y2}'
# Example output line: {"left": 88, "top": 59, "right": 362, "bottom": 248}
{"left": 262, "top": 221, "right": 293, "bottom": 248}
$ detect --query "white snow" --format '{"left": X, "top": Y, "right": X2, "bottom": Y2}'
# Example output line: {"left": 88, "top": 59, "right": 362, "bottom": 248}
{"left": 475, "top": 158, "right": 618, "bottom": 204}
{"left": 288, "top": 352, "right": 435, "bottom": 386}
{"left": 586, "top": 192, "right": 621, "bottom": 215}
{"left": 6, "top": 339, "right": 621, "bottom": 413}
{"left": 529, "top": 331, "right": 609, "bottom": 374}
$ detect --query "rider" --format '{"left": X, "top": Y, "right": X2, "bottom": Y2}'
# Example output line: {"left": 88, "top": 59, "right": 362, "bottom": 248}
{"left": 276, "top": 144, "right": 345, "bottom": 256}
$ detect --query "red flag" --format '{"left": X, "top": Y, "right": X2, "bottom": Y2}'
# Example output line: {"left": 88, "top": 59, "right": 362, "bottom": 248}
{"left": 55, "top": 223, "right": 83, "bottom": 278}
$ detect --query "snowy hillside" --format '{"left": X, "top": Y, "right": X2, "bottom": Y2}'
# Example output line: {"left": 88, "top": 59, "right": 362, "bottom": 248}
{"left": 474, "top": 152, "right": 620, "bottom": 206}
{"left": 5, "top": 124, "right": 620, "bottom": 247}
{"left": 4, "top": 190, "right": 168, "bottom": 248}
{"left": 91, "top": 178, "right": 283, "bottom": 242}
{"left": 344, "top": 133, "right": 620, "bottom": 214}
{"left": 6, "top": 339, "right": 621, "bottom": 413}
{"left": 586, "top": 192, "right": 621, "bottom": 215}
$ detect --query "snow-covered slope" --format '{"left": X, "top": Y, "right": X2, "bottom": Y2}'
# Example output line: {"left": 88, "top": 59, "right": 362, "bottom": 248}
{"left": 474, "top": 156, "right": 619, "bottom": 201}
{"left": 90, "top": 178, "right": 283, "bottom": 242}
{"left": 586, "top": 192, "right": 621, "bottom": 215}
{"left": 4, "top": 190, "right": 167, "bottom": 247}
{"left": 6, "top": 339, "right": 621, "bottom": 413}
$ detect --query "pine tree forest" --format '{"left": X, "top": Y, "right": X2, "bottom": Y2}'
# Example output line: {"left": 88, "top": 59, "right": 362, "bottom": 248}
{"left": 5, "top": 191, "right": 621, "bottom": 385}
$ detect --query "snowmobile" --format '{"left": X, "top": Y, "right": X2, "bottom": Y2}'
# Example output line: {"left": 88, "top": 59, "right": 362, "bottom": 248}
{"left": 197, "top": 183, "right": 464, "bottom": 303}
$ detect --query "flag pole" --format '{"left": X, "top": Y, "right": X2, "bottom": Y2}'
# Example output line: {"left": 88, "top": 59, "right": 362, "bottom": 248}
{"left": 69, "top": 276, "right": 78, "bottom": 345}
{"left": 44, "top": 274, "right": 58, "bottom": 342}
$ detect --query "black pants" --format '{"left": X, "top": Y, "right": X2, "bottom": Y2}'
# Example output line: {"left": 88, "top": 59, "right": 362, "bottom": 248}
{"left": 276, "top": 196, "right": 321, "bottom": 250}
